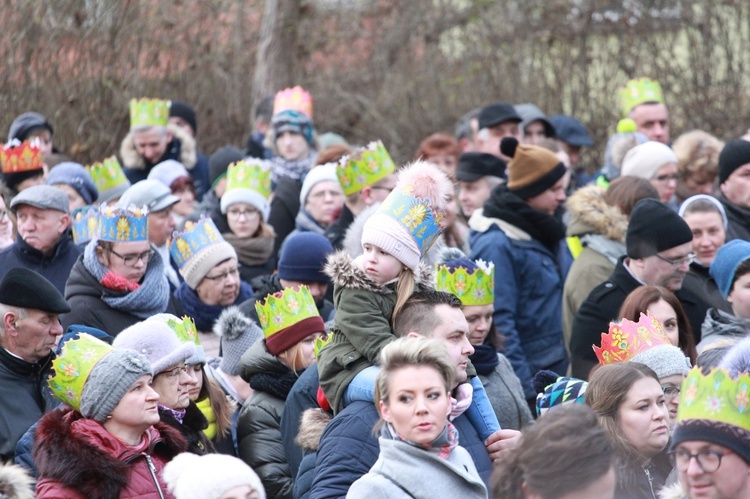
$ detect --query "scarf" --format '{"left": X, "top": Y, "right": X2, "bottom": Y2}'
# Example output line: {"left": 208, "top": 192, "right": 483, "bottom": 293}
{"left": 469, "top": 342, "right": 500, "bottom": 376}
{"left": 269, "top": 151, "right": 316, "bottom": 184}
{"left": 294, "top": 209, "right": 327, "bottom": 235}
{"left": 196, "top": 397, "right": 217, "bottom": 440}
{"left": 581, "top": 234, "right": 627, "bottom": 265}
{"left": 248, "top": 368, "right": 301, "bottom": 399}
{"left": 174, "top": 280, "right": 254, "bottom": 331}
{"left": 381, "top": 421, "right": 459, "bottom": 460}
{"left": 483, "top": 187, "right": 566, "bottom": 251}
{"left": 158, "top": 404, "right": 186, "bottom": 425}
{"left": 222, "top": 232, "right": 275, "bottom": 267}
{"left": 82, "top": 238, "right": 170, "bottom": 318}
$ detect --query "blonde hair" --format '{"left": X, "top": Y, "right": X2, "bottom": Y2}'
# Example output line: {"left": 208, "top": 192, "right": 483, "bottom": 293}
{"left": 391, "top": 267, "right": 415, "bottom": 329}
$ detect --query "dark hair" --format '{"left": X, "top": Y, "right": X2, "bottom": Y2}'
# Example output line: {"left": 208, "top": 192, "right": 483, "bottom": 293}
{"left": 733, "top": 260, "right": 750, "bottom": 292}
{"left": 255, "top": 96, "right": 274, "bottom": 123}
{"left": 170, "top": 175, "right": 195, "bottom": 196}
{"left": 603, "top": 176, "right": 659, "bottom": 218}
{"left": 618, "top": 285, "right": 697, "bottom": 364}
{"left": 491, "top": 404, "right": 615, "bottom": 499}
{"left": 315, "top": 144, "right": 352, "bottom": 167}
{"left": 414, "top": 132, "right": 460, "bottom": 161}
{"left": 393, "top": 290, "right": 462, "bottom": 338}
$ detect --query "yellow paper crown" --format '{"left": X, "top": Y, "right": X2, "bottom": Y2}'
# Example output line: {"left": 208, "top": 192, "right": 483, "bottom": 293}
{"left": 0, "top": 139, "right": 43, "bottom": 174}
{"left": 273, "top": 86, "right": 313, "bottom": 118}
{"left": 336, "top": 140, "right": 396, "bottom": 196}
{"left": 593, "top": 312, "right": 672, "bottom": 365}
{"left": 167, "top": 315, "right": 200, "bottom": 346}
{"left": 87, "top": 156, "right": 129, "bottom": 192}
{"left": 130, "top": 98, "right": 171, "bottom": 128}
{"left": 435, "top": 259, "right": 494, "bottom": 306}
{"left": 225, "top": 160, "right": 272, "bottom": 200}
{"left": 48, "top": 334, "right": 114, "bottom": 411}
{"left": 619, "top": 78, "right": 665, "bottom": 116}
{"left": 255, "top": 285, "right": 321, "bottom": 338}
{"left": 677, "top": 367, "right": 750, "bottom": 434}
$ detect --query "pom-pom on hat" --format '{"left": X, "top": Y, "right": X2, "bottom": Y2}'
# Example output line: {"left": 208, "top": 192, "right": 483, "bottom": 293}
{"left": 46, "top": 162, "right": 99, "bottom": 205}
{"left": 214, "top": 307, "right": 264, "bottom": 376}
{"left": 619, "top": 77, "right": 665, "bottom": 116}
{"left": 220, "top": 160, "right": 272, "bottom": 220}
{"left": 255, "top": 286, "right": 325, "bottom": 356}
{"left": 710, "top": 239, "right": 750, "bottom": 299}
{"left": 502, "top": 137, "right": 567, "bottom": 200}
{"left": 164, "top": 452, "right": 266, "bottom": 499}
{"left": 593, "top": 312, "right": 673, "bottom": 365}
{"left": 86, "top": 156, "right": 131, "bottom": 203}
{"left": 533, "top": 370, "right": 588, "bottom": 417}
{"left": 113, "top": 318, "right": 195, "bottom": 374}
{"left": 170, "top": 217, "right": 238, "bottom": 289}
{"left": 361, "top": 161, "right": 452, "bottom": 272}
{"left": 151, "top": 314, "right": 205, "bottom": 366}
{"left": 620, "top": 141, "right": 678, "bottom": 180}
{"left": 626, "top": 198, "right": 693, "bottom": 259}
{"left": 718, "top": 139, "right": 750, "bottom": 186}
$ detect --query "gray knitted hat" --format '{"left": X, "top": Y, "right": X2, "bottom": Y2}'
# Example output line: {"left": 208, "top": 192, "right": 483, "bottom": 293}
{"left": 214, "top": 306, "right": 264, "bottom": 376}
{"left": 630, "top": 344, "right": 691, "bottom": 379}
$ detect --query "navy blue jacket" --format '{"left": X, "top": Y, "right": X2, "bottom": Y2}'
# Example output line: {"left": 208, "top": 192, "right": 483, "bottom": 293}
{"left": 280, "top": 366, "right": 321, "bottom": 483}
{"left": 0, "top": 233, "right": 81, "bottom": 296}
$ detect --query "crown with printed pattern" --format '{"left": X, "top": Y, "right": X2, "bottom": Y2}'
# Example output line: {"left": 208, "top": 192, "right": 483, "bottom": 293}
{"left": 0, "top": 139, "right": 43, "bottom": 174}
{"left": 169, "top": 217, "right": 224, "bottom": 269}
{"left": 71, "top": 206, "right": 99, "bottom": 245}
{"left": 273, "top": 86, "right": 313, "bottom": 119}
{"left": 336, "top": 141, "right": 396, "bottom": 196}
{"left": 87, "top": 156, "right": 129, "bottom": 193}
{"left": 593, "top": 312, "right": 672, "bottom": 365}
{"left": 130, "top": 98, "right": 171, "bottom": 128}
{"left": 619, "top": 78, "right": 665, "bottom": 116}
{"left": 226, "top": 160, "right": 272, "bottom": 200}
{"left": 98, "top": 203, "right": 149, "bottom": 242}
{"left": 435, "top": 259, "right": 494, "bottom": 306}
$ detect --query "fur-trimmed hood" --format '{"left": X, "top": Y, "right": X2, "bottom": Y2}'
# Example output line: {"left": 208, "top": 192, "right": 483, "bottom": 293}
{"left": 120, "top": 123, "right": 197, "bottom": 171}
{"left": 295, "top": 408, "right": 332, "bottom": 452}
{"left": 658, "top": 483, "right": 685, "bottom": 499}
{"left": 0, "top": 463, "right": 35, "bottom": 499}
{"left": 323, "top": 250, "right": 434, "bottom": 294}
{"left": 565, "top": 184, "right": 628, "bottom": 241}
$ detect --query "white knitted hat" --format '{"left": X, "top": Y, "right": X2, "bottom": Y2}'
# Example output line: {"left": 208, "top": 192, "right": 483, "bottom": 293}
{"left": 164, "top": 453, "right": 266, "bottom": 499}
{"left": 621, "top": 141, "right": 678, "bottom": 180}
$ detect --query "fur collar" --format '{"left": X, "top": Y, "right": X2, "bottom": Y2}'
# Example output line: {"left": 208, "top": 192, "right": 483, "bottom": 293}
{"left": 295, "top": 408, "right": 331, "bottom": 451}
{"left": 34, "top": 408, "right": 186, "bottom": 498}
{"left": 0, "top": 463, "right": 35, "bottom": 499}
{"left": 119, "top": 124, "right": 197, "bottom": 171}
{"left": 658, "top": 483, "right": 685, "bottom": 499}
{"left": 324, "top": 250, "right": 433, "bottom": 294}
{"left": 565, "top": 184, "right": 628, "bottom": 242}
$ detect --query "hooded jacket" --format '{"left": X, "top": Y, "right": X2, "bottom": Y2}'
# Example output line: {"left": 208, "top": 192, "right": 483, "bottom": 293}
{"left": 34, "top": 408, "right": 187, "bottom": 499}
{"left": 120, "top": 124, "right": 196, "bottom": 180}
{"left": 699, "top": 308, "right": 750, "bottom": 353}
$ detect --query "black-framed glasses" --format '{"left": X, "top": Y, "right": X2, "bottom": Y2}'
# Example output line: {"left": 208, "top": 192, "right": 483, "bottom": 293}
{"left": 655, "top": 252, "right": 695, "bottom": 267}
{"left": 670, "top": 448, "right": 731, "bottom": 473}
{"left": 662, "top": 386, "right": 680, "bottom": 400}
{"left": 203, "top": 267, "right": 239, "bottom": 282}
{"left": 109, "top": 248, "right": 155, "bottom": 267}
{"left": 161, "top": 364, "right": 188, "bottom": 380}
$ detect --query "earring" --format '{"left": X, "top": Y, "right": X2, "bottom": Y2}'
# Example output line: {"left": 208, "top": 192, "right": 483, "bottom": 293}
{"left": 106, "top": 415, "right": 112, "bottom": 420}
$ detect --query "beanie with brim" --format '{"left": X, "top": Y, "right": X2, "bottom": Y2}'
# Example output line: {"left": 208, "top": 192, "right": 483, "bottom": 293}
{"left": 220, "top": 188, "right": 270, "bottom": 221}
{"left": 626, "top": 198, "right": 694, "bottom": 259}
{"left": 501, "top": 137, "right": 567, "bottom": 199}
{"left": 621, "top": 141, "right": 679, "bottom": 180}
{"left": 266, "top": 316, "right": 326, "bottom": 357}
{"left": 718, "top": 139, "right": 750, "bottom": 186}
{"left": 113, "top": 320, "right": 195, "bottom": 374}
{"left": 710, "top": 239, "right": 750, "bottom": 299}
{"left": 630, "top": 344, "right": 691, "bottom": 379}
{"left": 672, "top": 419, "right": 750, "bottom": 465}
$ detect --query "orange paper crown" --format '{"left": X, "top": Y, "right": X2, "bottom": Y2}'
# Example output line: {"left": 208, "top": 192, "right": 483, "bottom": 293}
{"left": 273, "top": 86, "right": 313, "bottom": 118}
{"left": 0, "top": 139, "right": 43, "bottom": 174}
{"left": 593, "top": 312, "right": 672, "bottom": 365}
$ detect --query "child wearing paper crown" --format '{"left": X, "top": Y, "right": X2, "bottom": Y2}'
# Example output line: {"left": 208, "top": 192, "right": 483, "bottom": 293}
{"left": 317, "top": 161, "right": 500, "bottom": 439}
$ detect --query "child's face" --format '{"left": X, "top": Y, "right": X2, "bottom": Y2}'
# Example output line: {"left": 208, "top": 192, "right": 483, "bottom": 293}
{"left": 362, "top": 243, "right": 403, "bottom": 283}
{"left": 729, "top": 272, "right": 750, "bottom": 318}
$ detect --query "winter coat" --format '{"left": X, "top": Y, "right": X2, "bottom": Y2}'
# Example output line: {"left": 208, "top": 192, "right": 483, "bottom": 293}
{"left": 347, "top": 437, "right": 487, "bottom": 499}
{"left": 192, "top": 189, "right": 231, "bottom": 234}
{"left": 293, "top": 409, "right": 330, "bottom": 499}
{"left": 479, "top": 353, "right": 533, "bottom": 430}
{"left": 0, "top": 232, "right": 82, "bottom": 295}
{"left": 268, "top": 176, "right": 302, "bottom": 256}
{"left": 562, "top": 185, "right": 628, "bottom": 351}
{"left": 34, "top": 408, "right": 187, "bottom": 499}
{"left": 469, "top": 209, "right": 571, "bottom": 400}
{"left": 698, "top": 308, "right": 750, "bottom": 353}
{"left": 237, "top": 273, "right": 336, "bottom": 325}
{"left": 120, "top": 124, "right": 200, "bottom": 184}
{"left": 682, "top": 262, "right": 732, "bottom": 315}
{"left": 280, "top": 365, "right": 322, "bottom": 484}
{"left": 0, "top": 461, "right": 34, "bottom": 499}
{"left": 659, "top": 483, "right": 686, "bottom": 499}
{"left": 237, "top": 340, "right": 298, "bottom": 499}
{"left": 0, "top": 347, "right": 59, "bottom": 462}
{"left": 570, "top": 258, "right": 709, "bottom": 379}
{"left": 192, "top": 152, "right": 211, "bottom": 201}
{"left": 614, "top": 452, "right": 672, "bottom": 499}
{"left": 719, "top": 193, "right": 750, "bottom": 243}
{"left": 308, "top": 400, "right": 493, "bottom": 499}
{"left": 61, "top": 255, "right": 183, "bottom": 337}
{"left": 158, "top": 402, "right": 215, "bottom": 456}
{"left": 316, "top": 251, "right": 433, "bottom": 413}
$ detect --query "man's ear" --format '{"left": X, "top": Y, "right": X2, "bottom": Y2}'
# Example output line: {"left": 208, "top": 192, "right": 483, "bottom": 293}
{"left": 3, "top": 311, "right": 19, "bottom": 337}
{"left": 405, "top": 332, "right": 423, "bottom": 339}
{"left": 59, "top": 214, "right": 71, "bottom": 233}
{"left": 165, "top": 130, "right": 174, "bottom": 143}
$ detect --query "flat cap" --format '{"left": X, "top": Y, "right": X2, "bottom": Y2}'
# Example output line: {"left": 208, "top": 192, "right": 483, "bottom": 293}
{"left": 455, "top": 153, "right": 506, "bottom": 182}
{"left": 0, "top": 268, "right": 71, "bottom": 313}
{"left": 10, "top": 185, "right": 70, "bottom": 214}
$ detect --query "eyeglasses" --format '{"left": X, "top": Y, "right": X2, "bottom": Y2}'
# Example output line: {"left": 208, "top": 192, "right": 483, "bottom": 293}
{"left": 227, "top": 208, "right": 259, "bottom": 219}
{"left": 161, "top": 365, "right": 188, "bottom": 380}
{"left": 109, "top": 248, "right": 155, "bottom": 266}
{"left": 653, "top": 173, "right": 679, "bottom": 183}
{"left": 662, "top": 386, "right": 680, "bottom": 400}
{"left": 203, "top": 267, "right": 239, "bottom": 282}
{"left": 0, "top": 210, "right": 7, "bottom": 220}
{"left": 670, "top": 448, "right": 732, "bottom": 473}
{"left": 655, "top": 252, "right": 696, "bottom": 267}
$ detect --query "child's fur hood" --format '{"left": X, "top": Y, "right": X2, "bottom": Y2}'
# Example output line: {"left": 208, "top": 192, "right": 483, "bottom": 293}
{"left": 120, "top": 123, "right": 197, "bottom": 171}
{"left": 565, "top": 184, "right": 628, "bottom": 242}
{"left": 295, "top": 409, "right": 332, "bottom": 451}
{"left": 323, "top": 250, "right": 433, "bottom": 294}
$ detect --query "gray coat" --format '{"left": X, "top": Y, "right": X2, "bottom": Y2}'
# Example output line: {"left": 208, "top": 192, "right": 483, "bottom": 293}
{"left": 479, "top": 354, "right": 533, "bottom": 430}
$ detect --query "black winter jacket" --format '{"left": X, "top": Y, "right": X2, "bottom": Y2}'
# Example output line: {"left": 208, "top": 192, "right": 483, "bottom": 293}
{"left": 0, "top": 233, "right": 81, "bottom": 295}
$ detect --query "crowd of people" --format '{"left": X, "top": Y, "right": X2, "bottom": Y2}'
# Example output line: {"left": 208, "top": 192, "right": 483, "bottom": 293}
{"left": 0, "top": 78, "right": 749, "bottom": 498}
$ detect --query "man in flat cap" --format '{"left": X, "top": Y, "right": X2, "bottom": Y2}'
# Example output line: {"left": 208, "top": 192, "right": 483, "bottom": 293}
{"left": 0, "top": 268, "right": 70, "bottom": 461}
{"left": 0, "top": 184, "right": 81, "bottom": 294}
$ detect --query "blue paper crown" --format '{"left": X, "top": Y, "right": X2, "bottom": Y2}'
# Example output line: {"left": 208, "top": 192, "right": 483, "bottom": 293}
{"left": 169, "top": 217, "right": 224, "bottom": 269}
{"left": 98, "top": 204, "right": 149, "bottom": 242}
{"left": 377, "top": 189, "right": 446, "bottom": 255}
{"left": 71, "top": 206, "right": 99, "bottom": 245}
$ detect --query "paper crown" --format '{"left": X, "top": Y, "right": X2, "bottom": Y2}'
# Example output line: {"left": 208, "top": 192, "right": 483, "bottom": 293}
{"left": 619, "top": 78, "right": 665, "bottom": 116}
{"left": 336, "top": 140, "right": 396, "bottom": 196}
{"left": 255, "top": 285, "right": 321, "bottom": 338}
{"left": 225, "top": 160, "right": 272, "bottom": 200}
{"left": 314, "top": 332, "right": 333, "bottom": 359}
{"left": 169, "top": 217, "right": 224, "bottom": 269}
{"left": 677, "top": 367, "right": 750, "bottom": 433}
{"left": 273, "top": 86, "right": 313, "bottom": 118}
{"left": 87, "top": 156, "right": 129, "bottom": 192}
{"left": 593, "top": 312, "right": 672, "bottom": 365}
{"left": 98, "top": 203, "right": 149, "bottom": 242}
{"left": 435, "top": 259, "right": 494, "bottom": 306}
{"left": 165, "top": 315, "right": 200, "bottom": 346}
{"left": 71, "top": 206, "right": 99, "bottom": 245}
{"left": 48, "top": 333, "right": 114, "bottom": 412}
{"left": 0, "top": 139, "right": 43, "bottom": 174}
{"left": 377, "top": 186, "right": 447, "bottom": 256}
{"left": 130, "top": 98, "right": 171, "bottom": 128}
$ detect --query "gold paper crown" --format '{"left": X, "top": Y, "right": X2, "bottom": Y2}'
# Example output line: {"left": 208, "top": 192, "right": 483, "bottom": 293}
{"left": 336, "top": 140, "right": 396, "bottom": 196}
{"left": 87, "top": 156, "right": 129, "bottom": 192}
{"left": 71, "top": 206, "right": 99, "bottom": 245}
{"left": 48, "top": 334, "right": 114, "bottom": 411}
{"left": 255, "top": 285, "right": 321, "bottom": 338}
{"left": 273, "top": 86, "right": 313, "bottom": 118}
{"left": 130, "top": 98, "right": 171, "bottom": 128}
{"left": 98, "top": 203, "right": 149, "bottom": 242}
{"left": 619, "top": 78, "right": 665, "bottom": 116}
{"left": 169, "top": 217, "right": 224, "bottom": 269}
{"left": 678, "top": 367, "right": 750, "bottom": 434}
{"left": 435, "top": 259, "right": 494, "bottom": 306}
{"left": 0, "top": 139, "right": 43, "bottom": 174}
{"left": 593, "top": 312, "right": 672, "bottom": 365}
{"left": 225, "top": 160, "right": 272, "bottom": 200}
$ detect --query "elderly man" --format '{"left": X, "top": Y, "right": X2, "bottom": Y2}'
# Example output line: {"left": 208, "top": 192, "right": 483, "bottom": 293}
{"left": 717, "top": 139, "right": 750, "bottom": 242}
{"left": 456, "top": 152, "right": 506, "bottom": 219}
{"left": 0, "top": 185, "right": 81, "bottom": 294}
{"left": 475, "top": 102, "right": 522, "bottom": 159}
{"left": 0, "top": 268, "right": 69, "bottom": 461}
{"left": 619, "top": 77, "right": 670, "bottom": 145}
{"left": 570, "top": 199, "right": 709, "bottom": 379}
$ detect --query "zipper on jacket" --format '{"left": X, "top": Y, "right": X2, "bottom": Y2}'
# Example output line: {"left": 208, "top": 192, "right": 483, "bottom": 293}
{"left": 643, "top": 464, "right": 656, "bottom": 499}
{"left": 144, "top": 454, "right": 165, "bottom": 499}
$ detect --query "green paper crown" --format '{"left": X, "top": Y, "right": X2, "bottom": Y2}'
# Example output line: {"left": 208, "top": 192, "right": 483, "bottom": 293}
{"left": 166, "top": 315, "right": 201, "bottom": 346}
{"left": 226, "top": 160, "right": 272, "bottom": 200}
{"left": 87, "top": 156, "right": 128, "bottom": 191}
{"left": 255, "top": 285, "right": 321, "bottom": 338}
{"left": 435, "top": 259, "right": 495, "bottom": 306}
{"left": 130, "top": 98, "right": 171, "bottom": 128}
{"left": 314, "top": 332, "right": 333, "bottom": 359}
{"left": 677, "top": 367, "right": 750, "bottom": 433}
{"left": 48, "top": 334, "right": 114, "bottom": 411}
{"left": 619, "top": 78, "right": 665, "bottom": 116}
{"left": 336, "top": 140, "right": 396, "bottom": 196}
